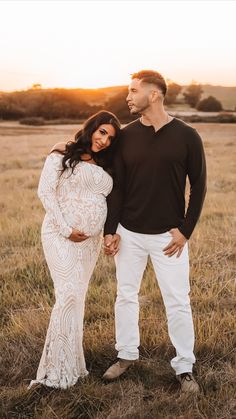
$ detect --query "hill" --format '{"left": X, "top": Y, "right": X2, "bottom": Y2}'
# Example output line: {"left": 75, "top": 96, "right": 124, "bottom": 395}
{"left": 68, "top": 84, "right": 236, "bottom": 110}
{"left": 0, "top": 84, "right": 235, "bottom": 123}
{"left": 198, "top": 84, "right": 236, "bottom": 110}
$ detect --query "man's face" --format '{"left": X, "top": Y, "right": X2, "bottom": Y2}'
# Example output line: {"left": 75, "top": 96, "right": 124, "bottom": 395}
{"left": 126, "top": 78, "right": 153, "bottom": 114}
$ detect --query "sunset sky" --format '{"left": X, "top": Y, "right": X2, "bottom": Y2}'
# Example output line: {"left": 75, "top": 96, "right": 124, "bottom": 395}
{"left": 0, "top": 0, "right": 235, "bottom": 91}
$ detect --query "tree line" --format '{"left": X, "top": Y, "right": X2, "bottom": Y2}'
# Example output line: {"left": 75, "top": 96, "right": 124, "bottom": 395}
{"left": 0, "top": 82, "right": 223, "bottom": 122}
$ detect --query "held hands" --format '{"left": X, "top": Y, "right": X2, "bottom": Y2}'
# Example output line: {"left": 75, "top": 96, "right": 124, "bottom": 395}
{"left": 69, "top": 228, "right": 89, "bottom": 242}
{"left": 163, "top": 228, "right": 187, "bottom": 258}
{"left": 103, "top": 234, "right": 121, "bottom": 256}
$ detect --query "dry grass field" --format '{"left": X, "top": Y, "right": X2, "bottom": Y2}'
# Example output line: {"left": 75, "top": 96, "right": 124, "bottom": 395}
{"left": 0, "top": 121, "right": 235, "bottom": 419}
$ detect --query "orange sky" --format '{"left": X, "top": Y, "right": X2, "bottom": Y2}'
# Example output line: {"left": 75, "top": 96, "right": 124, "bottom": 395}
{"left": 0, "top": 0, "right": 235, "bottom": 91}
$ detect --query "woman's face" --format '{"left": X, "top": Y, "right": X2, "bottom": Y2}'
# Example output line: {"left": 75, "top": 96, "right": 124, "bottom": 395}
{"left": 91, "top": 124, "right": 116, "bottom": 153}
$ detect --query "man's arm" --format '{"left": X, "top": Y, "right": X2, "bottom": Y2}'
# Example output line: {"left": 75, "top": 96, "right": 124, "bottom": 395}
{"left": 178, "top": 128, "right": 207, "bottom": 239}
{"left": 104, "top": 141, "right": 126, "bottom": 236}
{"left": 103, "top": 140, "right": 126, "bottom": 255}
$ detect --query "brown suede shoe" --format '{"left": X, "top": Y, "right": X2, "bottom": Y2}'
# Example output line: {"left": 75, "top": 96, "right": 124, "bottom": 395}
{"left": 102, "top": 359, "right": 135, "bottom": 381}
{"left": 177, "top": 372, "right": 200, "bottom": 394}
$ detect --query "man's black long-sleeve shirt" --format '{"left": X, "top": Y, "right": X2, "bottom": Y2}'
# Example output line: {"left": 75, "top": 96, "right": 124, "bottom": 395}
{"left": 104, "top": 117, "right": 207, "bottom": 239}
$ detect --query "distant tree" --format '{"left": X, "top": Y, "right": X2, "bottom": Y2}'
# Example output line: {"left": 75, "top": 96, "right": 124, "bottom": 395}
{"left": 31, "top": 83, "right": 42, "bottom": 90}
{"left": 183, "top": 82, "right": 203, "bottom": 108}
{"left": 0, "top": 96, "right": 25, "bottom": 120}
{"left": 197, "top": 96, "right": 223, "bottom": 112}
{"left": 164, "top": 82, "right": 182, "bottom": 105}
{"left": 105, "top": 87, "right": 134, "bottom": 122}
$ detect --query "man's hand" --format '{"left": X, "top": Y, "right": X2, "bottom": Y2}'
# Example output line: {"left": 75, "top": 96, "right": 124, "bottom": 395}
{"left": 104, "top": 234, "right": 120, "bottom": 256}
{"left": 163, "top": 228, "right": 187, "bottom": 258}
{"left": 69, "top": 228, "right": 89, "bottom": 242}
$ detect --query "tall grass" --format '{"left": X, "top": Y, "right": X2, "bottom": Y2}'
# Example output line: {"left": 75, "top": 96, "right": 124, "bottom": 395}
{"left": 0, "top": 122, "right": 235, "bottom": 418}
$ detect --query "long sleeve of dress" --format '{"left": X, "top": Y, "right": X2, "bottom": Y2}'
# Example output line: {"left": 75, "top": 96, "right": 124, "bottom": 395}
{"left": 37, "top": 153, "right": 73, "bottom": 238}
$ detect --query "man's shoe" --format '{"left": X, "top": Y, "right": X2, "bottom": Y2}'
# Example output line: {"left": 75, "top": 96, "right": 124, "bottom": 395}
{"left": 177, "top": 372, "right": 200, "bottom": 394}
{"left": 102, "top": 359, "right": 134, "bottom": 381}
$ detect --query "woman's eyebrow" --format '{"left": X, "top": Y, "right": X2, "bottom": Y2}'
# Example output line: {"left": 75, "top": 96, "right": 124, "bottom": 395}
{"left": 100, "top": 128, "right": 114, "bottom": 139}
{"left": 100, "top": 127, "right": 107, "bottom": 133}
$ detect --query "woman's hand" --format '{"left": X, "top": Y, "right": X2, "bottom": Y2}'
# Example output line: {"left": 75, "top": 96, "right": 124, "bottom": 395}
{"left": 69, "top": 228, "right": 89, "bottom": 242}
{"left": 104, "top": 234, "right": 121, "bottom": 256}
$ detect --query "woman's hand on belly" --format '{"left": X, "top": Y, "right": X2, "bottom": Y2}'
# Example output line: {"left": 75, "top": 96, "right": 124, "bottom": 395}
{"left": 68, "top": 228, "right": 90, "bottom": 242}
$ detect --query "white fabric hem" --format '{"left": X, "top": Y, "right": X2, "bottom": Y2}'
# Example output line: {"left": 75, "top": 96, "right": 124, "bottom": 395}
{"left": 117, "top": 351, "right": 139, "bottom": 361}
{"left": 174, "top": 366, "right": 193, "bottom": 375}
{"left": 28, "top": 370, "right": 89, "bottom": 390}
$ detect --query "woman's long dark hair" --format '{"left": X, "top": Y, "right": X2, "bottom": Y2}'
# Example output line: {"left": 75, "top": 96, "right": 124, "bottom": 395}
{"left": 52, "top": 110, "right": 121, "bottom": 175}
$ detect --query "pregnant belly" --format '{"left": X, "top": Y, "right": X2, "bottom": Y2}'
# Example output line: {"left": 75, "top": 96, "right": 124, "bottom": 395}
{"left": 63, "top": 197, "right": 107, "bottom": 236}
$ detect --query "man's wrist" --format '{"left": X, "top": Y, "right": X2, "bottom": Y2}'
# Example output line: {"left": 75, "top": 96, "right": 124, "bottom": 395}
{"left": 178, "top": 226, "right": 190, "bottom": 240}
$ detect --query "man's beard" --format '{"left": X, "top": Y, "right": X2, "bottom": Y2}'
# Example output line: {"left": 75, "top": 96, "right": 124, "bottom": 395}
{"left": 129, "top": 102, "right": 149, "bottom": 115}
{"left": 130, "top": 108, "right": 140, "bottom": 115}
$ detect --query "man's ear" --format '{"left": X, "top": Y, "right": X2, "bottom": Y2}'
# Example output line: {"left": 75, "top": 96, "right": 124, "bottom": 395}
{"left": 150, "top": 90, "right": 159, "bottom": 103}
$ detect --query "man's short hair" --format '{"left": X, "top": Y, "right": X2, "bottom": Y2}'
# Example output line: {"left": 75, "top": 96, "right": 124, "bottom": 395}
{"left": 131, "top": 70, "right": 167, "bottom": 97}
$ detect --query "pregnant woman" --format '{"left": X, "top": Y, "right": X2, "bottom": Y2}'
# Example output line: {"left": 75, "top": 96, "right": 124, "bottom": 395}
{"left": 29, "top": 111, "right": 121, "bottom": 389}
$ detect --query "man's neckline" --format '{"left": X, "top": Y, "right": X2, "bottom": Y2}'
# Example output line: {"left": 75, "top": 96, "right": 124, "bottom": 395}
{"left": 138, "top": 116, "right": 176, "bottom": 133}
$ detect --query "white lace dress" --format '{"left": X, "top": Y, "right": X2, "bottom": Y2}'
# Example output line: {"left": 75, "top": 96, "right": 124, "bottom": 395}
{"left": 29, "top": 153, "right": 113, "bottom": 389}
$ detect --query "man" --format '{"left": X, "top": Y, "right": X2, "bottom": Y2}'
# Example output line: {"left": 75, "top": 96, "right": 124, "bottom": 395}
{"left": 103, "top": 70, "right": 207, "bottom": 394}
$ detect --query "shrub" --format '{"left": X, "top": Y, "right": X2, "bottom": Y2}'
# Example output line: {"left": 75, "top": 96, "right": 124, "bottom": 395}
{"left": 197, "top": 96, "right": 223, "bottom": 112}
{"left": 183, "top": 82, "right": 203, "bottom": 108}
{"left": 19, "top": 117, "right": 45, "bottom": 126}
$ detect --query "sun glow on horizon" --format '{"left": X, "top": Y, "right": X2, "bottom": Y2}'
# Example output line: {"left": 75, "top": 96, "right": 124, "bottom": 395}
{"left": 0, "top": 0, "right": 236, "bottom": 92}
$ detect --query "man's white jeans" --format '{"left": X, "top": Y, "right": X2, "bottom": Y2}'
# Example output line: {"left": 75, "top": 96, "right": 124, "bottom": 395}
{"left": 114, "top": 224, "right": 195, "bottom": 375}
